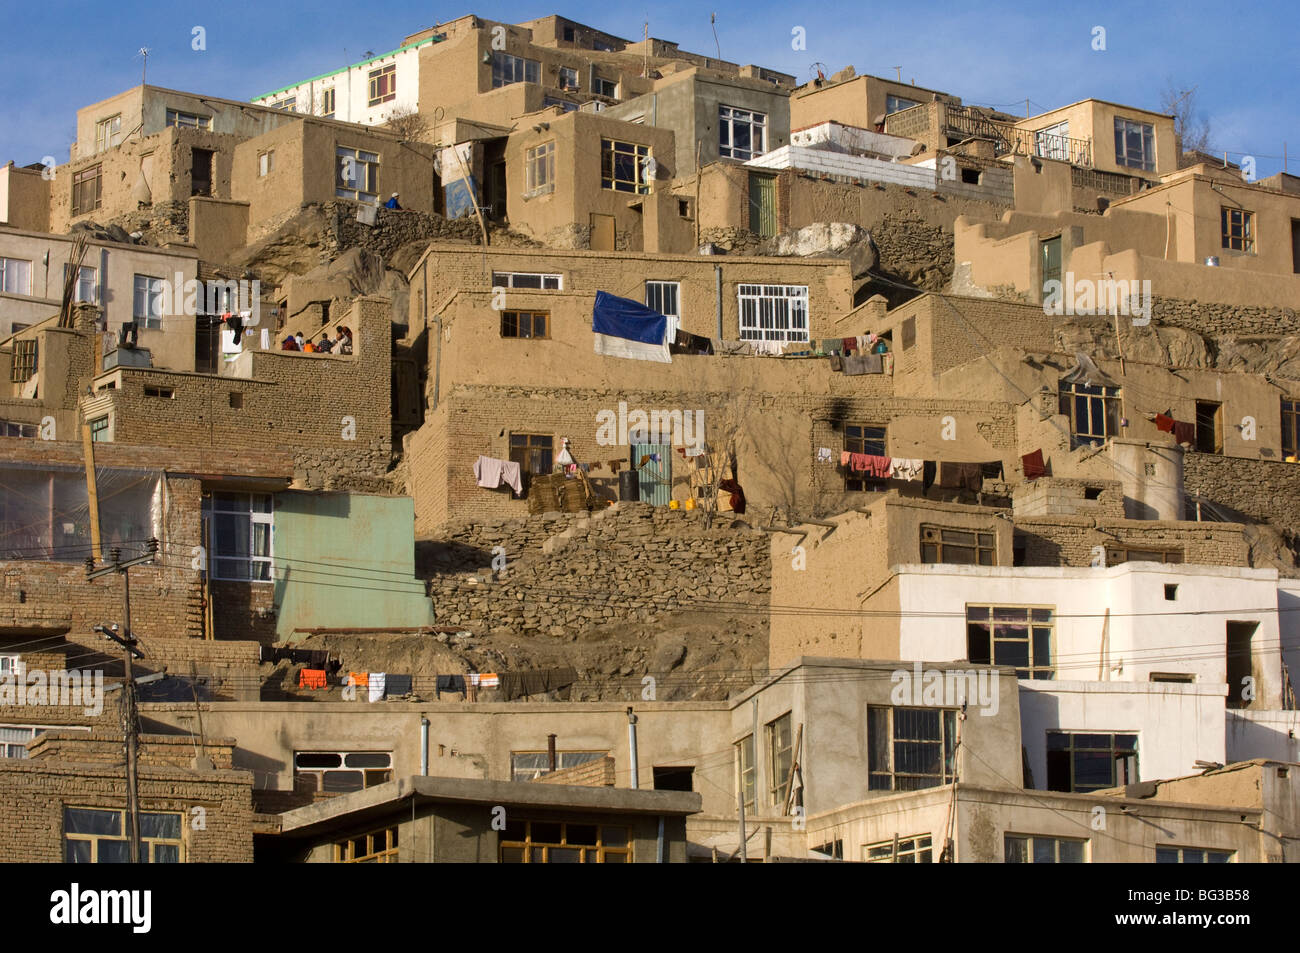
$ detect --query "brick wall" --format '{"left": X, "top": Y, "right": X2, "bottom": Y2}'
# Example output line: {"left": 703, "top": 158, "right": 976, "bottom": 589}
{"left": 1184, "top": 453, "right": 1300, "bottom": 533}
{"left": 428, "top": 502, "right": 770, "bottom": 635}
{"left": 1, "top": 474, "right": 205, "bottom": 640}
{"left": 1152, "top": 297, "right": 1300, "bottom": 338}
{"left": 99, "top": 296, "right": 393, "bottom": 487}
{"left": 0, "top": 731, "right": 253, "bottom": 862}
{"left": 531, "top": 755, "right": 616, "bottom": 786}
{"left": 1016, "top": 516, "right": 1250, "bottom": 568}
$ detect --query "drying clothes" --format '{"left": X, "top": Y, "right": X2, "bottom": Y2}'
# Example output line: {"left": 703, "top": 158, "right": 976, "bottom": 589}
{"left": 298, "top": 669, "right": 327, "bottom": 689}
{"left": 474, "top": 455, "right": 524, "bottom": 495}
{"left": 466, "top": 673, "right": 480, "bottom": 688}
{"left": 1173, "top": 420, "right": 1195, "bottom": 446}
{"left": 479, "top": 673, "right": 500, "bottom": 688}
{"left": 821, "top": 338, "right": 842, "bottom": 355}
{"left": 435, "top": 674, "right": 465, "bottom": 698}
{"left": 851, "top": 454, "right": 892, "bottom": 479}
{"left": 817, "top": 447, "right": 834, "bottom": 464}
{"left": 922, "top": 460, "right": 937, "bottom": 493}
{"left": 938, "top": 462, "right": 983, "bottom": 493}
{"left": 889, "top": 458, "right": 924, "bottom": 481}
{"left": 386, "top": 674, "right": 412, "bottom": 696}
{"left": 841, "top": 354, "right": 883, "bottom": 375}
{"left": 368, "top": 673, "right": 386, "bottom": 703}
{"left": 608, "top": 459, "right": 625, "bottom": 473}
{"left": 712, "top": 339, "right": 751, "bottom": 356}
{"left": 347, "top": 672, "right": 369, "bottom": 688}
{"left": 750, "top": 340, "right": 787, "bottom": 356}
{"left": 717, "top": 478, "right": 747, "bottom": 514}
{"left": 842, "top": 337, "right": 857, "bottom": 353}
{"left": 1154, "top": 413, "right": 1176, "bottom": 434}
{"left": 499, "top": 672, "right": 527, "bottom": 700}
{"left": 828, "top": 354, "right": 843, "bottom": 371}
{"left": 685, "top": 446, "right": 705, "bottom": 457}
{"left": 1021, "top": 450, "right": 1047, "bottom": 480}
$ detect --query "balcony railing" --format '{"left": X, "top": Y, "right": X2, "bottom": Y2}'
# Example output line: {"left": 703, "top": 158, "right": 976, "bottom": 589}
{"left": 883, "top": 102, "right": 1094, "bottom": 169}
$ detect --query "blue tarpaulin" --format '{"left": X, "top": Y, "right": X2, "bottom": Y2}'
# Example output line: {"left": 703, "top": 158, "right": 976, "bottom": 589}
{"left": 592, "top": 291, "right": 672, "bottom": 363}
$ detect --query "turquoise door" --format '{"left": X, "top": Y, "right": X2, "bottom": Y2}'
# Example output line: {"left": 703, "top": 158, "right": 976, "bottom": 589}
{"left": 632, "top": 444, "right": 672, "bottom": 506}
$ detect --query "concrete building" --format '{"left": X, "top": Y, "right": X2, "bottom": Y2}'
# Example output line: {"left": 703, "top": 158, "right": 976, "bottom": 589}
{"left": 264, "top": 775, "right": 700, "bottom": 862}
{"left": 0, "top": 228, "right": 199, "bottom": 348}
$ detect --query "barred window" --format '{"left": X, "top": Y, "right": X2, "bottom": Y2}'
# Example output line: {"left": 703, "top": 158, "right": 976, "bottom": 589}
{"left": 737, "top": 284, "right": 809, "bottom": 343}
{"left": 967, "top": 605, "right": 1054, "bottom": 679}
{"left": 868, "top": 706, "right": 957, "bottom": 791}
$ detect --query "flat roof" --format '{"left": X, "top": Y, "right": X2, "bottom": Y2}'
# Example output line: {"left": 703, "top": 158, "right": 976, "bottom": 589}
{"left": 275, "top": 775, "right": 702, "bottom": 837}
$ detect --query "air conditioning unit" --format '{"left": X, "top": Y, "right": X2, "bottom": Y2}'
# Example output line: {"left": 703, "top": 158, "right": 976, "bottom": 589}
{"left": 580, "top": 100, "right": 606, "bottom": 113}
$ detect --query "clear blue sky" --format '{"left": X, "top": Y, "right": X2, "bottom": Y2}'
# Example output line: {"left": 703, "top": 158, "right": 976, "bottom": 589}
{"left": 1, "top": 1, "right": 1296, "bottom": 176}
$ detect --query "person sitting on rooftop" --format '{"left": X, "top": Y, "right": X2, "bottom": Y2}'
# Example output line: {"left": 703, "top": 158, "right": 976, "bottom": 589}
{"left": 294, "top": 333, "right": 305, "bottom": 350}
{"left": 316, "top": 334, "right": 334, "bottom": 354}
{"left": 281, "top": 336, "right": 299, "bottom": 351}
{"left": 337, "top": 326, "right": 354, "bottom": 355}
{"left": 385, "top": 192, "right": 402, "bottom": 210}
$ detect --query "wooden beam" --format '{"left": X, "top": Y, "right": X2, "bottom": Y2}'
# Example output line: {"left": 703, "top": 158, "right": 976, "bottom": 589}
{"left": 782, "top": 723, "right": 804, "bottom": 816}
{"left": 81, "top": 422, "right": 102, "bottom": 562}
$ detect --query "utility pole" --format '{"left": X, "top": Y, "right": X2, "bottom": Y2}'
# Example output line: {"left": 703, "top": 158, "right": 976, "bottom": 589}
{"left": 138, "top": 47, "right": 151, "bottom": 87}
{"left": 87, "top": 538, "right": 157, "bottom": 863}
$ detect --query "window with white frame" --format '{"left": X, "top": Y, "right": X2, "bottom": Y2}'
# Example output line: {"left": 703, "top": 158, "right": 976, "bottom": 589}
{"left": 510, "top": 750, "right": 606, "bottom": 782}
{"left": 864, "top": 834, "right": 933, "bottom": 863}
{"left": 294, "top": 751, "right": 392, "bottom": 793}
{"left": 491, "top": 272, "right": 562, "bottom": 290}
{"left": 67, "top": 264, "right": 96, "bottom": 303}
{"left": 736, "top": 734, "right": 756, "bottom": 809}
{"left": 719, "top": 105, "right": 767, "bottom": 160}
{"left": 132, "top": 274, "right": 165, "bottom": 329}
{"left": 1005, "top": 834, "right": 1087, "bottom": 863}
{"left": 492, "top": 51, "right": 539, "bottom": 88}
{"left": 204, "top": 492, "right": 273, "bottom": 581}
{"left": 868, "top": 706, "right": 957, "bottom": 791}
{"left": 94, "top": 115, "right": 122, "bottom": 153}
{"left": 558, "top": 66, "right": 579, "bottom": 90}
{"left": 886, "top": 94, "right": 921, "bottom": 114}
{"left": 64, "top": 807, "right": 183, "bottom": 863}
{"left": 592, "top": 75, "right": 618, "bottom": 98}
{"left": 0, "top": 258, "right": 32, "bottom": 295}
{"left": 1156, "top": 846, "right": 1233, "bottom": 863}
{"left": 1035, "top": 120, "right": 1070, "bottom": 161}
{"left": 336, "top": 146, "right": 379, "bottom": 203}
{"left": 1114, "top": 117, "right": 1155, "bottom": 171}
{"left": 320, "top": 88, "right": 336, "bottom": 118}
{"left": 258, "top": 150, "right": 275, "bottom": 177}
{"left": 737, "top": 284, "right": 809, "bottom": 343}
{"left": 165, "top": 109, "right": 212, "bottom": 130}
{"left": 2, "top": 723, "right": 89, "bottom": 759}
{"left": 525, "top": 141, "right": 555, "bottom": 195}
{"left": 645, "top": 280, "right": 680, "bottom": 320}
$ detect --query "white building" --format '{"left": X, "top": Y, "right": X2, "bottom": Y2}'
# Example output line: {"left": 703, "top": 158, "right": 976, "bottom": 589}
{"left": 887, "top": 562, "right": 1288, "bottom": 791}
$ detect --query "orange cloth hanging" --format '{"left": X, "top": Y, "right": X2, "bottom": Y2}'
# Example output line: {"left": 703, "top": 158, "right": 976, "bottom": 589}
{"left": 347, "top": 671, "right": 369, "bottom": 687}
{"left": 298, "top": 669, "right": 327, "bottom": 689}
